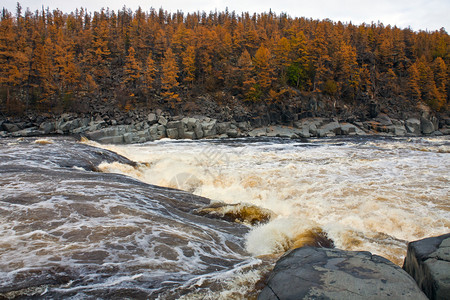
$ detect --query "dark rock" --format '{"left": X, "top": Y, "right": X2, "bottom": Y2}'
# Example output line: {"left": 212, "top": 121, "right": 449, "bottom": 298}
{"left": 2, "top": 123, "right": 20, "bottom": 133}
{"left": 11, "top": 127, "right": 42, "bottom": 137}
{"left": 369, "top": 100, "right": 380, "bottom": 118}
{"left": 259, "top": 246, "right": 427, "bottom": 300}
{"left": 226, "top": 129, "right": 238, "bottom": 138}
{"left": 403, "top": 233, "right": 450, "bottom": 300}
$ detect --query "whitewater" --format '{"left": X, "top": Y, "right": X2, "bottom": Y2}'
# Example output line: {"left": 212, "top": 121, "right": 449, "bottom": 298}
{"left": 0, "top": 135, "right": 448, "bottom": 298}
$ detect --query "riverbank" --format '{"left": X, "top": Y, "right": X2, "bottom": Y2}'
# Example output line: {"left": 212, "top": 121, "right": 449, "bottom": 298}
{"left": 1, "top": 109, "right": 449, "bottom": 143}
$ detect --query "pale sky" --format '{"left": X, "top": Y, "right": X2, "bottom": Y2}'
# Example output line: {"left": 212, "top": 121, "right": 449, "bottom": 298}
{"left": 3, "top": 0, "right": 449, "bottom": 32}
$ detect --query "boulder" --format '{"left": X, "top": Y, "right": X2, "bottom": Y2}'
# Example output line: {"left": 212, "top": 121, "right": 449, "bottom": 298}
{"left": 39, "top": 121, "right": 55, "bottom": 134}
{"left": 403, "top": 233, "right": 450, "bottom": 300}
{"left": 266, "top": 126, "right": 300, "bottom": 138}
{"left": 201, "top": 119, "right": 217, "bottom": 131}
{"left": 340, "top": 123, "right": 357, "bottom": 135}
{"left": 317, "top": 121, "right": 341, "bottom": 137}
{"left": 394, "top": 124, "right": 407, "bottom": 136}
{"left": 406, "top": 118, "right": 421, "bottom": 134}
{"left": 259, "top": 246, "right": 427, "bottom": 300}
{"left": 226, "top": 129, "right": 238, "bottom": 138}
{"left": 375, "top": 114, "right": 393, "bottom": 126}
{"left": 11, "top": 127, "right": 42, "bottom": 137}
{"left": 147, "top": 113, "right": 157, "bottom": 124}
{"left": 158, "top": 116, "right": 168, "bottom": 126}
{"left": 59, "top": 119, "right": 80, "bottom": 133}
{"left": 421, "top": 118, "right": 435, "bottom": 135}
{"left": 123, "top": 132, "right": 136, "bottom": 144}
{"left": 166, "top": 128, "right": 179, "bottom": 139}
{"left": 216, "top": 122, "right": 231, "bottom": 134}
{"left": 203, "top": 128, "right": 217, "bottom": 137}
{"left": 2, "top": 123, "right": 20, "bottom": 133}
{"left": 194, "top": 123, "right": 204, "bottom": 139}
{"left": 248, "top": 128, "right": 268, "bottom": 137}
{"left": 167, "top": 121, "right": 182, "bottom": 129}
{"left": 182, "top": 131, "right": 196, "bottom": 139}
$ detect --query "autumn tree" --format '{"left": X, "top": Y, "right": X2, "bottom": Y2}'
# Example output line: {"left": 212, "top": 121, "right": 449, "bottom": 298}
{"left": 123, "top": 46, "right": 142, "bottom": 91}
{"left": 181, "top": 45, "right": 196, "bottom": 86}
{"left": 0, "top": 12, "right": 28, "bottom": 111}
{"left": 144, "top": 52, "right": 156, "bottom": 94}
{"left": 160, "top": 48, "right": 180, "bottom": 104}
{"left": 253, "top": 45, "right": 275, "bottom": 98}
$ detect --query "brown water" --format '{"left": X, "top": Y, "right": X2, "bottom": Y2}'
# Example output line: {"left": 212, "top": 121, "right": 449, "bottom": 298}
{"left": 0, "top": 136, "right": 448, "bottom": 299}
{"left": 92, "top": 136, "right": 450, "bottom": 265}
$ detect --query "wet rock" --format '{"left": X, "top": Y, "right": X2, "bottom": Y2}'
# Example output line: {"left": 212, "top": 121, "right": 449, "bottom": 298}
{"left": 403, "top": 233, "right": 450, "bottom": 300}
{"left": 421, "top": 118, "right": 435, "bottom": 135}
{"left": 259, "top": 246, "right": 427, "bottom": 300}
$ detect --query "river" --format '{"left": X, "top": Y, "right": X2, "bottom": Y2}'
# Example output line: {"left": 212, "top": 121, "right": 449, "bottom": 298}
{"left": 1, "top": 135, "right": 449, "bottom": 299}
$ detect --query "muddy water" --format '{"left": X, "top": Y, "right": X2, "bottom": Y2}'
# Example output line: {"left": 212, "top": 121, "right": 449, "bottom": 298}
{"left": 0, "top": 137, "right": 270, "bottom": 299}
{"left": 92, "top": 136, "right": 450, "bottom": 265}
{"left": 1, "top": 136, "right": 448, "bottom": 298}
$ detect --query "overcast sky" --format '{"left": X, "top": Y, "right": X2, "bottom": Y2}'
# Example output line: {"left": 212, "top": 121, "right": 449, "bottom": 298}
{"left": 3, "top": 0, "right": 449, "bottom": 31}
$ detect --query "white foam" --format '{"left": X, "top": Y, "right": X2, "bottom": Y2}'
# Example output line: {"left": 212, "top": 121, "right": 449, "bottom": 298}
{"left": 92, "top": 137, "right": 450, "bottom": 263}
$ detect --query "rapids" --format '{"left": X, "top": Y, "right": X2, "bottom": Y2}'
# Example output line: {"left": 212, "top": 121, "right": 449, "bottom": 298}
{"left": 0, "top": 137, "right": 270, "bottom": 299}
{"left": 0, "top": 135, "right": 448, "bottom": 298}
{"left": 91, "top": 136, "right": 450, "bottom": 265}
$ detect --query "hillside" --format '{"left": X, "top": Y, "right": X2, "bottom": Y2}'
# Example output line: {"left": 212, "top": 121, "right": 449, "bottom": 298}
{"left": 0, "top": 5, "right": 449, "bottom": 122}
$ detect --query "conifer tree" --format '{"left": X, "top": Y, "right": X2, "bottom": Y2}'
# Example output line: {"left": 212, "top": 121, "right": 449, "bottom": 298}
{"left": 161, "top": 48, "right": 180, "bottom": 103}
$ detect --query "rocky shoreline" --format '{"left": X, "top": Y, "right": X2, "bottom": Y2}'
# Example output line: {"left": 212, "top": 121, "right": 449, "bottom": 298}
{"left": 258, "top": 233, "right": 450, "bottom": 300}
{"left": 1, "top": 109, "right": 449, "bottom": 143}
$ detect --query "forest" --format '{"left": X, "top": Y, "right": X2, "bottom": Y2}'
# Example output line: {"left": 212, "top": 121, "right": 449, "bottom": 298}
{"left": 0, "top": 4, "right": 449, "bottom": 117}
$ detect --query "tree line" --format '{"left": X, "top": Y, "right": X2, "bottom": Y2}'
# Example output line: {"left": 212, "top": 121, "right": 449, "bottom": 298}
{"left": 0, "top": 4, "right": 449, "bottom": 115}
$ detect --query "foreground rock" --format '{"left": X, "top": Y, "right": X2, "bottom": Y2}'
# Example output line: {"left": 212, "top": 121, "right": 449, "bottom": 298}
{"left": 403, "top": 233, "right": 450, "bottom": 300}
{"left": 258, "top": 246, "right": 427, "bottom": 300}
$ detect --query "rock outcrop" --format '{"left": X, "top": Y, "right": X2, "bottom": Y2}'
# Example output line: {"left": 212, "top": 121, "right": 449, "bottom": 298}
{"left": 0, "top": 109, "right": 449, "bottom": 143}
{"left": 403, "top": 233, "right": 450, "bottom": 300}
{"left": 258, "top": 246, "right": 427, "bottom": 300}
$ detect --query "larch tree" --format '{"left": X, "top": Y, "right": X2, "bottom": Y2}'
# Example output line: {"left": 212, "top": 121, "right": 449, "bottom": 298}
{"left": 407, "top": 62, "right": 421, "bottom": 101}
{"left": 144, "top": 52, "right": 156, "bottom": 93}
{"left": 123, "top": 46, "right": 142, "bottom": 92}
{"left": 0, "top": 13, "right": 27, "bottom": 110}
{"left": 160, "top": 48, "right": 180, "bottom": 103}
{"left": 253, "top": 45, "right": 275, "bottom": 94}
{"left": 181, "top": 45, "right": 196, "bottom": 86}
